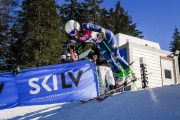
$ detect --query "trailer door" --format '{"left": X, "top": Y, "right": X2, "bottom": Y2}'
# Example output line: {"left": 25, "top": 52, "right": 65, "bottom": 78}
{"left": 161, "top": 57, "right": 175, "bottom": 86}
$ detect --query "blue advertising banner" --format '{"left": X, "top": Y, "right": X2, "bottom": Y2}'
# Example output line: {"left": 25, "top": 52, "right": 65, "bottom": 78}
{"left": 16, "top": 60, "right": 99, "bottom": 105}
{"left": 0, "top": 73, "right": 18, "bottom": 110}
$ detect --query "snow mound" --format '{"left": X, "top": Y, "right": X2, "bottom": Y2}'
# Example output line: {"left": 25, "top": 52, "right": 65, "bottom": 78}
{"left": 1, "top": 84, "right": 180, "bottom": 120}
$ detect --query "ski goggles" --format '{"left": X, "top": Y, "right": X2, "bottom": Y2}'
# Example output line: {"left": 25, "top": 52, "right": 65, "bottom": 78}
{"left": 69, "top": 30, "right": 76, "bottom": 36}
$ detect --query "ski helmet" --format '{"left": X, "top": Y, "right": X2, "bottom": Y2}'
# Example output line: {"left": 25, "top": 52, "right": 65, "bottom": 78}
{"left": 65, "top": 20, "right": 80, "bottom": 36}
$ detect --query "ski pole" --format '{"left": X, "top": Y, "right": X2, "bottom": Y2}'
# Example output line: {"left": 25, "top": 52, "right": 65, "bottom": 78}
{"left": 129, "top": 57, "right": 139, "bottom": 66}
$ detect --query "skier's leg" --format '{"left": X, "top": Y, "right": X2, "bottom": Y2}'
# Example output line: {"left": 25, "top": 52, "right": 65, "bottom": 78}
{"left": 104, "top": 66, "right": 116, "bottom": 90}
{"left": 98, "top": 66, "right": 106, "bottom": 85}
{"left": 105, "top": 30, "right": 129, "bottom": 69}
{"left": 115, "top": 50, "right": 137, "bottom": 82}
{"left": 102, "top": 30, "right": 127, "bottom": 78}
{"left": 97, "top": 42, "right": 120, "bottom": 72}
{"left": 114, "top": 47, "right": 136, "bottom": 82}
{"left": 104, "top": 30, "right": 136, "bottom": 82}
{"left": 98, "top": 66, "right": 106, "bottom": 95}
{"left": 98, "top": 41, "right": 126, "bottom": 87}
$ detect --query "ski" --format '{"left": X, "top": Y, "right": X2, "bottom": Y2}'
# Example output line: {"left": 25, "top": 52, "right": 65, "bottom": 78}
{"left": 80, "top": 99, "right": 94, "bottom": 103}
{"left": 80, "top": 78, "right": 137, "bottom": 103}
{"left": 95, "top": 79, "right": 136, "bottom": 102}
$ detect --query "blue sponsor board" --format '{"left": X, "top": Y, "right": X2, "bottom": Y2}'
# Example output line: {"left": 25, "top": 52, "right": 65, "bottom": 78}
{"left": 0, "top": 73, "right": 18, "bottom": 110}
{"left": 0, "top": 60, "right": 99, "bottom": 109}
{"left": 16, "top": 60, "right": 99, "bottom": 105}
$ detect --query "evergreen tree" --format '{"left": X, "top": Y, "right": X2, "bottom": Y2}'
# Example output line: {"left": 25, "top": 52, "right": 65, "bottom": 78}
{"left": 0, "top": 0, "right": 18, "bottom": 72}
{"left": 60, "top": 0, "right": 83, "bottom": 23}
{"left": 98, "top": 8, "right": 111, "bottom": 28}
{"left": 83, "top": 0, "right": 103, "bottom": 23}
{"left": 170, "top": 27, "right": 180, "bottom": 53}
{"left": 0, "top": 0, "right": 17, "bottom": 55}
{"left": 106, "top": 1, "right": 143, "bottom": 38}
{"left": 60, "top": 0, "right": 103, "bottom": 24}
{"left": 170, "top": 27, "right": 180, "bottom": 70}
{"left": 11, "top": 0, "right": 65, "bottom": 67}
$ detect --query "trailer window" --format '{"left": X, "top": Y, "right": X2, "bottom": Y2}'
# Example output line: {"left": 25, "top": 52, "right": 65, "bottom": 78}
{"left": 164, "top": 69, "right": 172, "bottom": 79}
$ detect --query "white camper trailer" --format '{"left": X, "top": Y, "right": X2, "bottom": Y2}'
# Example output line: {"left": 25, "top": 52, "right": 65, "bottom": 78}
{"left": 115, "top": 33, "right": 180, "bottom": 90}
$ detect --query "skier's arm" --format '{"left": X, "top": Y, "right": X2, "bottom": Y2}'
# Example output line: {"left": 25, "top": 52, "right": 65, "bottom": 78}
{"left": 82, "top": 23, "right": 106, "bottom": 42}
{"left": 69, "top": 48, "right": 78, "bottom": 62}
{"left": 82, "top": 23, "right": 102, "bottom": 33}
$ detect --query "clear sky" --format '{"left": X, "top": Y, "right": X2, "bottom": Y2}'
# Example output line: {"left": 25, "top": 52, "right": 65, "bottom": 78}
{"left": 101, "top": 0, "right": 180, "bottom": 51}
{"left": 58, "top": 0, "right": 180, "bottom": 51}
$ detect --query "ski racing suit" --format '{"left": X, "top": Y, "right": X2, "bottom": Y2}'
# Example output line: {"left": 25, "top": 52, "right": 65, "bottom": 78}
{"left": 76, "top": 23, "right": 131, "bottom": 78}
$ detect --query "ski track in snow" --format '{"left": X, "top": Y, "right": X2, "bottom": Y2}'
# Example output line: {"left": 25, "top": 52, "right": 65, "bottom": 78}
{"left": 0, "top": 85, "right": 180, "bottom": 120}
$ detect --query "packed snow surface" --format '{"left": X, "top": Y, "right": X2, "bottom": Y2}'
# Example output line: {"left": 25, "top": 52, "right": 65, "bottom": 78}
{"left": 1, "top": 84, "right": 180, "bottom": 120}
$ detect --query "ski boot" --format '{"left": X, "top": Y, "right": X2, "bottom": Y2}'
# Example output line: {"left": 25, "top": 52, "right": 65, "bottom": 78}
{"left": 115, "top": 71, "right": 126, "bottom": 89}
{"left": 124, "top": 67, "right": 137, "bottom": 83}
{"left": 109, "top": 85, "right": 116, "bottom": 90}
{"left": 114, "top": 76, "right": 125, "bottom": 92}
{"left": 108, "top": 85, "right": 117, "bottom": 94}
{"left": 116, "top": 68, "right": 137, "bottom": 86}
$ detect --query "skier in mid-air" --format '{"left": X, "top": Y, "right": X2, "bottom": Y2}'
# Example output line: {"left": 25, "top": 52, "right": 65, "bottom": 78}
{"left": 65, "top": 20, "right": 136, "bottom": 86}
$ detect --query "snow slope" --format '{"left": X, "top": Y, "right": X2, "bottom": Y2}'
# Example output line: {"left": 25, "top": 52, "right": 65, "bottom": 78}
{"left": 1, "top": 84, "right": 180, "bottom": 120}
